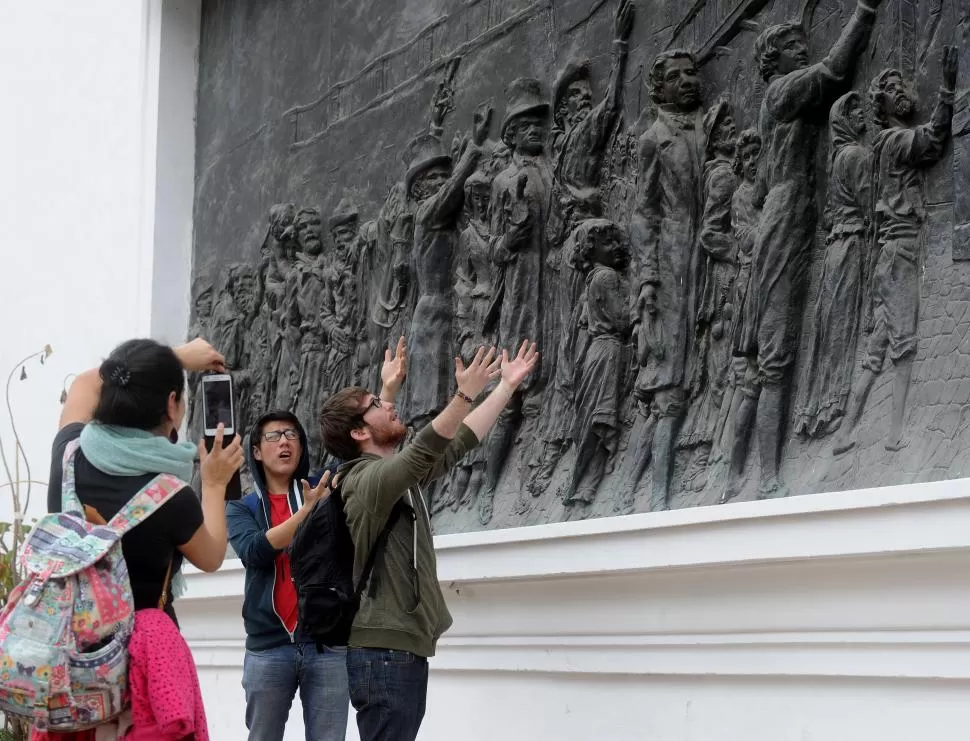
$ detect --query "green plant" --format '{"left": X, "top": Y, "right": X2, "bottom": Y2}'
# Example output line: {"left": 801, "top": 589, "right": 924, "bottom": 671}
{"left": 0, "top": 343, "right": 53, "bottom": 741}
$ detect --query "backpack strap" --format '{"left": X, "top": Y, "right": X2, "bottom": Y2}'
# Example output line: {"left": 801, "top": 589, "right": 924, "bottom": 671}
{"left": 354, "top": 498, "right": 411, "bottom": 600}
{"left": 103, "top": 473, "right": 187, "bottom": 539}
{"left": 60, "top": 439, "right": 86, "bottom": 516}
{"left": 333, "top": 460, "right": 415, "bottom": 602}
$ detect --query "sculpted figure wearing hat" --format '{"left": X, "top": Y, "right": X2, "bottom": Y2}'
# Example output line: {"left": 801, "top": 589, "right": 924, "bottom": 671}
{"left": 477, "top": 78, "right": 553, "bottom": 523}
{"left": 400, "top": 104, "right": 494, "bottom": 431}
{"left": 525, "top": 0, "right": 636, "bottom": 499}
{"left": 370, "top": 68, "right": 461, "bottom": 382}
{"left": 551, "top": 0, "right": 634, "bottom": 235}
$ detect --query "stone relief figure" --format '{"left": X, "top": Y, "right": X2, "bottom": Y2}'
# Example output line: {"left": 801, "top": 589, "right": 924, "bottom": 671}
{"left": 550, "top": 0, "right": 634, "bottom": 236}
{"left": 290, "top": 207, "right": 330, "bottom": 463}
{"left": 679, "top": 98, "right": 739, "bottom": 489}
{"left": 526, "top": 0, "right": 635, "bottom": 498}
{"left": 186, "top": 279, "right": 214, "bottom": 437}
{"left": 253, "top": 203, "right": 297, "bottom": 412}
{"left": 211, "top": 263, "right": 259, "bottom": 429}
{"left": 263, "top": 205, "right": 302, "bottom": 409}
{"left": 371, "top": 181, "right": 414, "bottom": 366}
{"left": 711, "top": 128, "right": 763, "bottom": 468}
{"left": 794, "top": 91, "right": 872, "bottom": 439}
{"left": 359, "top": 217, "right": 380, "bottom": 351}
{"left": 481, "top": 77, "right": 554, "bottom": 524}
{"left": 833, "top": 47, "right": 959, "bottom": 455}
{"left": 371, "top": 74, "right": 459, "bottom": 375}
{"left": 322, "top": 197, "right": 367, "bottom": 397}
{"left": 560, "top": 219, "right": 631, "bottom": 507}
{"left": 627, "top": 49, "right": 707, "bottom": 511}
{"left": 455, "top": 171, "right": 497, "bottom": 369}
{"left": 615, "top": 268, "right": 662, "bottom": 513}
{"left": 440, "top": 169, "right": 497, "bottom": 514}
{"left": 400, "top": 104, "right": 492, "bottom": 429}
{"left": 722, "top": 3, "right": 881, "bottom": 503}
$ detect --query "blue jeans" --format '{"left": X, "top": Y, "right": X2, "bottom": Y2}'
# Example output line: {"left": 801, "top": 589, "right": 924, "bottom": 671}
{"left": 242, "top": 642, "right": 349, "bottom": 741}
{"left": 347, "top": 647, "right": 428, "bottom": 741}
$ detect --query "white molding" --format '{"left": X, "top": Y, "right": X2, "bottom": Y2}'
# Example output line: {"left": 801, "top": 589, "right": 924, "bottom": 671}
{"left": 180, "top": 481, "right": 970, "bottom": 686}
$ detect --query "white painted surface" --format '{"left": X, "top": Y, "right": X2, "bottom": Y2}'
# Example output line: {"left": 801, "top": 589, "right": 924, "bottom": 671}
{"left": 180, "top": 481, "right": 970, "bottom": 740}
{"left": 0, "top": 0, "right": 198, "bottom": 524}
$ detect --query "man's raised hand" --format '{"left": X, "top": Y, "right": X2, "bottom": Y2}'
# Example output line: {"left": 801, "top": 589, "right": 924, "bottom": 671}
{"left": 301, "top": 469, "right": 339, "bottom": 510}
{"left": 501, "top": 340, "right": 539, "bottom": 391}
{"left": 455, "top": 346, "right": 502, "bottom": 400}
{"left": 381, "top": 336, "right": 408, "bottom": 399}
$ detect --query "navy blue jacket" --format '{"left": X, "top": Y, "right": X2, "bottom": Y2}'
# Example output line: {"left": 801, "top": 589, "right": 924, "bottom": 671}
{"left": 226, "top": 412, "right": 334, "bottom": 651}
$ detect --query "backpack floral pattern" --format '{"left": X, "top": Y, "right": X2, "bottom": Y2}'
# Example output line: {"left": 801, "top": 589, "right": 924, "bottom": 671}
{"left": 0, "top": 439, "right": 185, "bottom": 732}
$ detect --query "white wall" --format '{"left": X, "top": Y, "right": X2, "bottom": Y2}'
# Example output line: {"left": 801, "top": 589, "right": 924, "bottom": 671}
{"left": 0, "top": 0, "right": 198, "bottom": 524}
{"left": 180, "top": 481, "right": 970, "bottom": 741}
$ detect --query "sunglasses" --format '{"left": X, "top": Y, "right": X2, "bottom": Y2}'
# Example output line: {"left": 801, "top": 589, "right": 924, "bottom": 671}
{"left": 261, "top": 428, "right": 300, "bottom": 443}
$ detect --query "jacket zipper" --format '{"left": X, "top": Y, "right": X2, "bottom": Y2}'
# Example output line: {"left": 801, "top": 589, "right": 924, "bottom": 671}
{"left": 264, "top": 483, "right": 298, "bottom": 642}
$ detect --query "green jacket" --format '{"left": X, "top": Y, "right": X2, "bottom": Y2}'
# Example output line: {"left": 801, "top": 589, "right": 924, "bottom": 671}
{"left": 340, "top": 423, "right": 479, "bottom": 658}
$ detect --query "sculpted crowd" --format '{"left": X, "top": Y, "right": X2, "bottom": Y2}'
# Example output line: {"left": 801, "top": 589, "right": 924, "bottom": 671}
{"left": 191, "top": 0, "right": 959, "bottom": 524}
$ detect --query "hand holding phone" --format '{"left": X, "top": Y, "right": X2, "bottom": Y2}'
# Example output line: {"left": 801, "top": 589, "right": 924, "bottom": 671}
{"left": 201, "top": 374, "right": 242, "bottom": 500}
{"left": 199, "top": 424, "right": 243, "bottom": 500}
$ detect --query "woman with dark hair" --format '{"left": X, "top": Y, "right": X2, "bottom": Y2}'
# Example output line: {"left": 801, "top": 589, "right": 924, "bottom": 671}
{"left": 48, "top": 337, "right": 243, "bottom": 624}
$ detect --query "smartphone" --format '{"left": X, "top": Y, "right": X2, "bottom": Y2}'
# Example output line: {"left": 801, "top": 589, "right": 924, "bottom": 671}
{"left": 201, "top": 373, "right": 235, "bottom": 437}
{"left": 201, "top": 373, "right": 241, "bottom": 500}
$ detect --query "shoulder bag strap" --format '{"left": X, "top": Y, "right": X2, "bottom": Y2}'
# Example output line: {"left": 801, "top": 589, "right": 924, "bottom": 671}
{"left": 60, "top": 438, "right": 85, "bottom": 516}
{"left": 354, "top": 498, "right": 411, "bottom": 600}
{"left": 104, "top": 473, "right": 188, "bottom": 538}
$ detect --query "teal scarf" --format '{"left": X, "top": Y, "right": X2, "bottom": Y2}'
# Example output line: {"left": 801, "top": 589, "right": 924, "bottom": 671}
{"left": 79, "top": 423, "right": 196, "bottom": 482}
{"left": 79, "top": 422, "right": 197, "bottom": 600}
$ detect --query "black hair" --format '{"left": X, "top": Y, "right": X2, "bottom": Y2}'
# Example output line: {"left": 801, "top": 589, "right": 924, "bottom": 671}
{"left": 93, "top": 339, "right": 184, "bottom": 431}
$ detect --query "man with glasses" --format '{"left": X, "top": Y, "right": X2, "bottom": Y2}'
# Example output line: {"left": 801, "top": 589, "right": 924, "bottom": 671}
{"left": 319, "top": 339, "right": 539, "bottom": 741}
{"left": 227, "top": 341, "right": 407, "bottom": 741}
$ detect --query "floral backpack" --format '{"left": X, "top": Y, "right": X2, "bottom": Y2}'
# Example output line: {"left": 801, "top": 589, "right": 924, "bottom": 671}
{"left": 0, "top": 438, "right": 185, "bottom": 733}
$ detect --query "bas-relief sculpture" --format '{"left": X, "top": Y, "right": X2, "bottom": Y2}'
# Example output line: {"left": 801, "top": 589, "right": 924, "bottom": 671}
{"left": 191, "top": 0, "right": 967, "bottom": 534}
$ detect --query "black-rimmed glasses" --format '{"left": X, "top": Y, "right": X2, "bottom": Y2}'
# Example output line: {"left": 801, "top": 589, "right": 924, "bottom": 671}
{"left": 262, "top": 428, "right": 299, "bottom": 443}
{"left": 355, "top": 396, "right": 383, "bottom": 423}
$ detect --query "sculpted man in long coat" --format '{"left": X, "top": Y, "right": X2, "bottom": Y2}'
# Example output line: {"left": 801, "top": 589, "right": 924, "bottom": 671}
{"left": 627, "top": 49, "right": 707, "bottom": 510}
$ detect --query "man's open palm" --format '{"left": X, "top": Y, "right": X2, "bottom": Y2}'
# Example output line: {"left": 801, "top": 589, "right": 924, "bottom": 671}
{"left": 301, "top": 470, "right": 338, "bottom": 508}
{"left": 502, "top": 340, "right": 539, "bottom": 390}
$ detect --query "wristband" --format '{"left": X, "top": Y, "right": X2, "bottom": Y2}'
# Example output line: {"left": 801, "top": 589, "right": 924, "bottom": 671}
{"left": 455, "top": 389, "right": 476, "bottom": 404}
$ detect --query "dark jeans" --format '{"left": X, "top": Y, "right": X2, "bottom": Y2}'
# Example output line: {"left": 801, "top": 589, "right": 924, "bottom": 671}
{"left": 347, "top": 647, "right": 429, "bottom": 741}
{"left": 242, "top": 642, "right": 349, "bottom": 741}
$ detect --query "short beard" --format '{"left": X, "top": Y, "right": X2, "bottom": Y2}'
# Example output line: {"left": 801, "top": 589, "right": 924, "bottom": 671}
{"left": 371, "top": 423, "right": 406, "bottom": 449}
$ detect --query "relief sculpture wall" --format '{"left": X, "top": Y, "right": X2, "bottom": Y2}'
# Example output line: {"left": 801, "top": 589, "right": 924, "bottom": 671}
{"left": 191, "top": 0, "right": 969, "bottom": 534}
